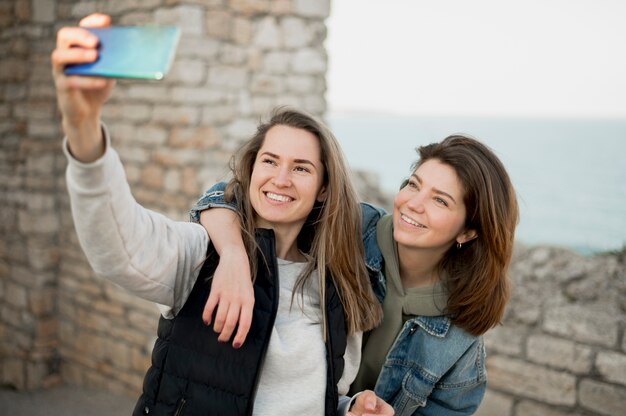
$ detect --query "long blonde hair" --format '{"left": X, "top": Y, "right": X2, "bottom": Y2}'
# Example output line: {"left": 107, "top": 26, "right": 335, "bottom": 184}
{"left": 225, "top": 107, "right": 382, "bottom": 334}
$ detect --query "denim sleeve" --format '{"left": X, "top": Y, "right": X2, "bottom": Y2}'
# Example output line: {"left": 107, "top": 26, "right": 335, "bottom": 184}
{"left": 188, "top": 181, "right": 237, "bottom": 223}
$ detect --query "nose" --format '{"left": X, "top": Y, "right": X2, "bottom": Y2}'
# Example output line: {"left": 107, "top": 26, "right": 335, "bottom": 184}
{"left": 406, "top": 191, "right": 426, "bottom": 213}
{"left": 272, "top": 166, "right": 292, "bottom": 188}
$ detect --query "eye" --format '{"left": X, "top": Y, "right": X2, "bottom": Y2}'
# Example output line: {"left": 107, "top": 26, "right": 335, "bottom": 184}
{"left": 261, "top": 158, "right": 277, "bottom": 166}
{"left": 407, "top": 179, "right": 419, "bottom": 190}
{"left": 434, "top": 196, "right": 449, "bottom": 207}
{"left": 294, "top": 165, "right": 311, "bottom": 173}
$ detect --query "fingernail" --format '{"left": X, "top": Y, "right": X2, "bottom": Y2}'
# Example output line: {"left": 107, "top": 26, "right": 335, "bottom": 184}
{"left": 233, "top": 342, "right": 241, "bottom": 349}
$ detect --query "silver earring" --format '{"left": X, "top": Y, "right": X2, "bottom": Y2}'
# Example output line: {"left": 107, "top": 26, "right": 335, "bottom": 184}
{"left": 457, "top": 242, "right": 462, "bottom": 249}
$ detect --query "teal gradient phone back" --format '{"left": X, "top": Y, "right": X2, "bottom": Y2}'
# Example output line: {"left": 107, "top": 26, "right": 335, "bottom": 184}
{"left": 64, "top": 26, "right": 180, "bottom": 80}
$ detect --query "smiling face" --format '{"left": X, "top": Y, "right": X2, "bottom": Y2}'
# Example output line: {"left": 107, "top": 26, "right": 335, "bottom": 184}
{"left": 249, "top": 124, "right": 326, "bottom": 233}
{"left": 393, "top": 159, "right": 476, "bottom": 254}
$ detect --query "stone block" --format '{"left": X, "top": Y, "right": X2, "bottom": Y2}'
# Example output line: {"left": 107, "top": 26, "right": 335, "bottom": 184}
{"left": 475, "top": 389, "right": 512, "bottom": 416}
{"left": 250, "top": 74, "right": 285, "bottom": 94}
{"left": 33, "top": 0, "right": 56, "bottom": 22}
{"left": 128, "top": 311, "right": 159, "bottom": 333}
{"left": 254, "top": 16, "right": 280, "bottom": 49}
{"left": 486, "top": 356, "right": 576, "bottom": 405}
{"left": 2, "top": 359, "right": 25, "bottom": 390}
{"left": 543, "top": 304, "right": 619, "bottom": 348}
{"left": 281, "top": 17, "right": 312, "bottom": 48}
{"left": 286, "top": 75, "right": 316, "bottom": 93}
{"left": 125, "top": 85, "right": 170, "bottom": 103}
{"left": 595, "top": 350, "right": 626, "bottom": 386}
{"left": 152, "top": 105, "right": 200, "bottom": 125}
{"left": 170, "top": 87, "right": 224, "bottom": 104}
{"left": 232, "top": 17, "right": 253, "bottom": 45}
{"left": 226, "top": 118, "right": 257, "bottom": 142}
{"left": 484, "top": 327, "right": 526, "bottom": 356}
{"left": 526, "top": 334, "right": 592, "bottom": 374}
{"left": 133, "top": 125, "right": 169, "bottom": 145}
{"left": 176, "top": 37, "right": 220, "bottom": 59}
{"left": 208, "top": 66, "right": 248, "bottom": 89}
{"left": 293, "top": 0, "right": 330, "bottom": 17}
{"left": 230, "top": 0, "right": 270, "bottom": 15}
{"left": 155, "top": 5, "right": 204, "bottom": 36}
{"left": 168, "top": 59, "right": 206, "bottom": 85}
{"left": 140, "top": 164, "right": 164, "bottom": 189}
{"left": 221, "top": 44, "right": 248, "bottom": 65}
{"left": 29, "top": 289, "right": 56, "bottom": 317}
{"left": 579, "top": 378, "right": 626, "bottom": 416}
{"left": 169, "top": 126, "right": 220, "bottom": 149}
{"left": 263, "top": 51, "right": 290, "bottom": 74}
{"left": 516, "top": 400, "right": 581, "bottom": 416}
{"left": 106, "top": 0, "right": 161, "bottom": 14}
{"left": 206, "top": 10, "right": 232, "bottom": 40}
{"left": 291, "top": 48, "right": 326, "bottom": 74}
{"left": 5, "top": 281, "right": 28, "bottom": 308}
{"left": 105, "top": 339, "right": 132, "bottom": 370}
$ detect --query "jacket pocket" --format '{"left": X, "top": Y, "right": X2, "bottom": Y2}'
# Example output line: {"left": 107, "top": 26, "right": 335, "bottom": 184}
{"left": 376, "top": 363, "right": 434, "bottom": 416}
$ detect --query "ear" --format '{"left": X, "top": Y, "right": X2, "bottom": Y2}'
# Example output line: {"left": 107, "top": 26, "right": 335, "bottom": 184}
{"left": 456, "top": 228, "right": 477, "bottom": 245}
{"left": 316, "top": 186, "right": 327, "bottom": 202}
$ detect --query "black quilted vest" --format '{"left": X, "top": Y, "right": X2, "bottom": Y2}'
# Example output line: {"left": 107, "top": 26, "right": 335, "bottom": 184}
{"left": 132, "top": 229, "right": 347, "bottom": 416}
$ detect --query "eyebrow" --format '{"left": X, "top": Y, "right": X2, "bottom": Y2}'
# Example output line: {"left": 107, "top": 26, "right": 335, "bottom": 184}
{"left": 413, "top": 174, "right": 457, "bottom": 204}
{"left": 260, "top": 151, "right": 317, "bottom": 168}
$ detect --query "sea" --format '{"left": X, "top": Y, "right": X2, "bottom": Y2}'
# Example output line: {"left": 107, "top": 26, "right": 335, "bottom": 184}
{"left": 328, "top": 113, "right": 626, "bottom": 255}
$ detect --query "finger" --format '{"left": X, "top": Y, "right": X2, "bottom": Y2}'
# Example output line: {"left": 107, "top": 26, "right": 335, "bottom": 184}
{"left": 217, "top": 305, "right": 241, "bottom": 343}
{"left": 57, "top": 27, "right": 99, "bottom": 51}
{"left": 51, "top": 47, "right": 97, "bottom": 74}
{"left": 202, "top": 292, "right": 220, "bottom": 325}
{"left": 212, "top": 301, "right": 230, "bottom": 334}
{"left": 57, "top": 75, "right": 111, "bottom": 90}
{"left": 79, "top": 13, "right": 111, "bottom": 28}
{"left": 232, "top": 302, "right": 253, "bottom": 348}
{"left": 363, "top": 391, "right": 377, "bottom": 411}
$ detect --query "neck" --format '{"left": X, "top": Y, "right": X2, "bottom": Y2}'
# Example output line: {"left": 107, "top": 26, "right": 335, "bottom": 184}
{"left": 396, "top": 244, "right": 445, "bottom": 288}
{"left": 270, "top": 225, "right": 306, "bottom": 262}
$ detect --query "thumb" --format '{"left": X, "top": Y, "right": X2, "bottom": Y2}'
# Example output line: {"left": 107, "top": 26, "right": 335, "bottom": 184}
{"left": 364, "top": 392, "right": 377, "bottom": 410}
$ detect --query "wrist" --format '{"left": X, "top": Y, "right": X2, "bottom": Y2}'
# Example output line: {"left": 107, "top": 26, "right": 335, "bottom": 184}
{"left": 63, "top": 117, "right": 105, "bottom": 163}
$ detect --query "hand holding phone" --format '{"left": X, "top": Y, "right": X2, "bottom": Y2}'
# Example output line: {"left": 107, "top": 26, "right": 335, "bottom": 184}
{"left": 64, "top": 26, "right": 180, "bottom": 80}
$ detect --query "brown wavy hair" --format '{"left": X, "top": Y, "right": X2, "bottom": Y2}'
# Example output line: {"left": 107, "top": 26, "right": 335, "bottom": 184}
{"left": 413, "top": 134, "right": 519, "bottom": 336}
{"left": 225, "top": 107, "right": 382, "bottom": 334}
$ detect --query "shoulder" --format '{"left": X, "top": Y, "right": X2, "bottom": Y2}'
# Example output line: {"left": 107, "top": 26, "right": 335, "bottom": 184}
{"left": 360, "top": 202, "right": 387, "bottom": 236}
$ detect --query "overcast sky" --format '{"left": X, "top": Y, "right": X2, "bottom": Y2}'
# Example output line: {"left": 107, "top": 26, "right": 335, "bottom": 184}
{"left": 326, "top": 0, "right": 626, "bottom": 118}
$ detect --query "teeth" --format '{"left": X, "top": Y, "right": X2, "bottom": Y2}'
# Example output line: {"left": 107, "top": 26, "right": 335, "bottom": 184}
{"left": 266, "top": 192, "right": 293, "bottom": 202}
{"left": 401, "top": 214, "right": 425, "bottom": 228}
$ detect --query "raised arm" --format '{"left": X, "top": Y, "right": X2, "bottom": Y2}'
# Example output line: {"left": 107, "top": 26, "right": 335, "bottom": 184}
{"left": 55, "top": 14, "right": 208, "bottom": 317}
{"left": 51, "top": 13, "right": 115, "bottom": 163}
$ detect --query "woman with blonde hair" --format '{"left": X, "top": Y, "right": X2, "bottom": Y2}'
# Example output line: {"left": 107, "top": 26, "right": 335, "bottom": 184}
{"left": 194, "top": 134, "right": 519, "bottom": 415}
{"left": 52, "top": 13, "right": 388, "bottom": 416}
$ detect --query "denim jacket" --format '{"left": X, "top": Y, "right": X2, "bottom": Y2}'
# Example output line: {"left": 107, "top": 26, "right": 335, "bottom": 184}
{"left": 190, "top": 185, "right": 487, "bottom": 416}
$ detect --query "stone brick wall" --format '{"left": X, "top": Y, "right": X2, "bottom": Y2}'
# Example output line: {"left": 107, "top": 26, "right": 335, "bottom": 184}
{"left": 477, "top": 246, "right": 626, "bottom": 416}
{"left": 1, "top": 0, "right": 330, "bottom": 396}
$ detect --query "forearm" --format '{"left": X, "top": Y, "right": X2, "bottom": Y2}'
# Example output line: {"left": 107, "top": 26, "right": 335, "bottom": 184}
{"left": 64, "top": 124, "right": 209, "bottom": 316}
{"left": 199, "top": 209, "right": 246, "bottom": 259}
{"left": 63, "top": 115, "right": 104, "bottom": 163}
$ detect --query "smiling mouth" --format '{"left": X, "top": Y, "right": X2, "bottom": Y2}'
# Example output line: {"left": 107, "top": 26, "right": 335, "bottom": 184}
{"left": 265, "top": 191, "right": 294, "bottom": 203}
{"left": 401, "top": 213, "right": 426, "bottom": 228}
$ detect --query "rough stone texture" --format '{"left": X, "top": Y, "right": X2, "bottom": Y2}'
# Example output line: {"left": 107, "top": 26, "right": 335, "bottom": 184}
{"left": 478, "top": 246, "right": 626, "bottom": 415}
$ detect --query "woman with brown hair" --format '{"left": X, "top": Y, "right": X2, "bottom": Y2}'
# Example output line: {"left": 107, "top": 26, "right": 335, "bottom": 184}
{"left": 193, "top": 134, "right": 519, "bottom": 415}
{"left": 52, "top": 13, "right": 388, "bottom": 415}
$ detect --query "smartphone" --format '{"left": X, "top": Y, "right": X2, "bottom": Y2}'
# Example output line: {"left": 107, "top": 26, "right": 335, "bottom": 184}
{"left": 64, "top": 26, "right": 181, "bottom": 80}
